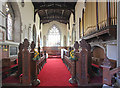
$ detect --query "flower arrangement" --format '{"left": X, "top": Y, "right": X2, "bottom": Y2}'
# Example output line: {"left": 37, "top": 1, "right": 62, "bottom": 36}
{"left": 33, "top": 50, "right": 40, "bottom": 60}
{"left": 69, "top": 50, "right": 77, "bottom": 60}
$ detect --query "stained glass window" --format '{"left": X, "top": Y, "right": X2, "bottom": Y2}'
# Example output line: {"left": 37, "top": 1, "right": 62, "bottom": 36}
{"left": 47, "top": 25, "right": 60, "bottom": 46}
{"left": 6, "top": 3, "right": 13, "bottom": 40}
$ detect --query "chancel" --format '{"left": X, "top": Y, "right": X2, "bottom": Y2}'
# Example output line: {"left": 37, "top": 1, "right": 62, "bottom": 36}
{"left": 0, "top": 0, "right": 120, "bottom": 87}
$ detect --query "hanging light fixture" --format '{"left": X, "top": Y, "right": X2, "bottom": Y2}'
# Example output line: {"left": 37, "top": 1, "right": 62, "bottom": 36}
{"left": 21, "top": 0, "right": 25, "bottom": 7}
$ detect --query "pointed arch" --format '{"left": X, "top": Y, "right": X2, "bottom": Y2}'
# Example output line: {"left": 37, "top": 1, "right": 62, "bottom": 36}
{"left": 47, "top": 24, "right": 61, "bottom": 46}
{"left": 5, "top": 2, "right": 22, "bottom": 42}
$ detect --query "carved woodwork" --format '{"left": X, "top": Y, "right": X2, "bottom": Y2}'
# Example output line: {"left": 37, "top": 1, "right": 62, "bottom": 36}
{"left": 76, "top": 48, "right": 88, "bottom": 85}
{"left": 87, "top": 44, "right": 93, "bottom": 78}
{"left": 30, "top": 41, "right": 40, "bottom": 86}
{"left": 43, "top": 47, "right": 61, "bottom": 55}
{"left": 69, "top": 60, "right": 77, "bottom": 84}
{"left": 18, "top": 43, "right": 23, "bottom": 77}
{"left": 101, "top": 57, "right": 120, "bottom": 86}
{"left": 84, "top": 25, "right": 117, "bottom": 41}
{"left": 69, "top": 41, "right": 79, "bottom": 84}
{"left": 30, "top": 41, "right": 37, "bottom": 82}
{"left": 76, "top": 39, "right": 89, "bottom": 85}
{"left": 22, "top": 39, "right": 31, "bottom": 86}
{"left": 32, "top": 2, "right": 76, "bottom": 24}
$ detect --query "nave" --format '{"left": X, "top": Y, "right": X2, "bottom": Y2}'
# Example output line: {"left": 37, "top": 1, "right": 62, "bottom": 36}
{"left": 2, "top": 55, "right": 103, "bottom": 87}
{"left": 1, "top": 1, "right": 120, "bottom": 87}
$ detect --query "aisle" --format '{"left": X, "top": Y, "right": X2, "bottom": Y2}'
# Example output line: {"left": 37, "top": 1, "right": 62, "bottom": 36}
{"left": 37, "top": 58, "right": 77, "bottom": 86}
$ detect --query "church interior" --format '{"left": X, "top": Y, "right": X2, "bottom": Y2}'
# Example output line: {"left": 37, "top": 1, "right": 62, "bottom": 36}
{"left": 0, "top": 0, "right": 120, "bottom": 87}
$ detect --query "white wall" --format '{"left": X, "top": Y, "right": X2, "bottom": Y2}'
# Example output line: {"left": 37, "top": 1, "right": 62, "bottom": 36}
{"left": 107, "top": 44, "right": 117, "bottom": 60}
{"left": 42, "top": 21, "right": 67, "bottom": 47}
{"left": 17, "top": 1, "right": 34, "bottom": 43}
{"left": 75, "top": 2, "right": 84, "bottom": 41}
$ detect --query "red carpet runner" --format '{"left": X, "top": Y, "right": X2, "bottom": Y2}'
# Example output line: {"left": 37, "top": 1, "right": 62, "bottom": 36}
{"left": 38, "top": 58, "right": 77, "bottom": 86}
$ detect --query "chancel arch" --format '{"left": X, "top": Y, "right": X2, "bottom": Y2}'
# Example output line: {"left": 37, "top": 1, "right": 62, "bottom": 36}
{"left": 47, "top": 24, "right": 61, "bottom": 47}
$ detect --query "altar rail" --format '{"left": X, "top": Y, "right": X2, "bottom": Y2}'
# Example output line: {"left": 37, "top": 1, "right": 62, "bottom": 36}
{"left": 43, "top": 47, "right": 68, "bottom": 55}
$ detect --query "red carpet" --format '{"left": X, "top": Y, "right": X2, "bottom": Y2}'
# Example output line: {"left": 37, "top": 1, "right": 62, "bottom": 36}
{"left": 38, "top": 58, "right": 77, "bottom": 86}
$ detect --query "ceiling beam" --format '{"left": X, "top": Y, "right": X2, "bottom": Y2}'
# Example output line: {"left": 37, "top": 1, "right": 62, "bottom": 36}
{"left": 41, "top": 17, "right": 68, "bottom": 21}
{"left": 41, "top": 20, "right": 68, "bottom": 24}
{"left": 35, "top": 7, "right": 74, "bottom": 13}
{"left": 39, "top": 12, "right": 69, "bottom": 19}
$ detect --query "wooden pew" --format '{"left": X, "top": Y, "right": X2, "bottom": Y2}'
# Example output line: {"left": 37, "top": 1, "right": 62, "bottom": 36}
{"left": 18, "top": 43, "right": 23, "bottom": 77}
{"left": 22, "top": 39, "right": 31, "bottom": 86}
{"left": 30, "top": 41, "right": 40, "bottom": 86}
{"left": 75, "top": 39, "right": 92, "bottom": 85}
{"left": 20, "top": 39, "right": 46, "bottom": 86}
{"left": 69, "top": 41, "right": 79, "bottom": 84}
{"left": 63, "top": 47, "right": 72, "bottom": 73}
{"left": 2, "top": 57, "right": 18, "bottom": 79}
{"left": 101, "top": 57, "right": 120, "bottom": 86}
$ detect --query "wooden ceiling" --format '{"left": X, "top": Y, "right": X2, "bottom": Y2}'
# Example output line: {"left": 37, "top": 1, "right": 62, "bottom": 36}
{"left": 32, "top": 2, "right": 77, "bottom": 24}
